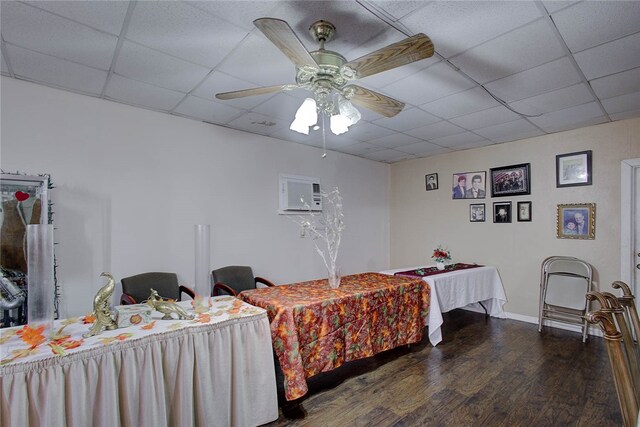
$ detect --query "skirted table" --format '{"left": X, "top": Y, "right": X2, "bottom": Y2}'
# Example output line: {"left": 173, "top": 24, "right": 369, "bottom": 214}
{"left": 0, "top": 297, "right": 278, "bottom": 427}
{"left": 381, "top": 264, "right": 507, "bottom": 346}
{"left": 239, "top": 272, "right": 430, "bottom": 401}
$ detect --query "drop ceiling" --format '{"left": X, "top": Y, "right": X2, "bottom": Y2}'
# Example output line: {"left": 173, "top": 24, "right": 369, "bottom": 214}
{"left": 1, "top": 1, "right": 639, "bottom": 163}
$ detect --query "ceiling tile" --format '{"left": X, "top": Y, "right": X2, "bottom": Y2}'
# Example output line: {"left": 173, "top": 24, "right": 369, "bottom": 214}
{"left": 449, "top": 19, "right": 565, "bottom": 84}
{"left": 126, "top": 1, "right": 247, "bottom": 68}
{"left": 366, "top": 133, "right": 423, "bottom": 149}
{"left": 1, "top": 1, "right": 118, "bottom": 70}
{"left": 344, "top": 122, "right": 396, "bottom": 142}
{"left": 226, "top": 111, "right": 287, "bottom": 136}
{"left": 590, "top": 66, "right": 640, "bottom": 100}
{"left": 528, "top": 102, "right": 605, "bottom": 132}
{"left": 23, "top": 0, "right": 129, "bottom": 35}
{"left": 115, "top": 41, "right": 210, "bottom": 93}
{"left": 610, "top": 109, "right": 640, "bottom": 121}
{"left": 269, "top": 127, "right": 320, "bottom": 145}
{"left": 173, "top": 95, "right": 244, "bottom": 125}
{"left": 361, "top": 149, "right": 416, "bottom": 163}
{"left": 540, "top": 115, "right": 609, "bottom": 134}
{"left": 420, "top": 87, "right": 500, "bottom": 119}
{"left": 551, "top": 1, "right": 640, "bottom": 53}
{"left": 574, "top": 32, "right": 640, "bottom": 80}
{"left": 5, "top": 44, "right": 107, "bottom": 95}
{"left": 337, "top": 142, "right": 386, "bottom": 156}
{"left": 490, "top": 128, "right": 545, "bottom": 144}
{"left": 105, "top": 74, "right": 185, "bottom": 111}
{"left": 430, "top": 131, "right": 489, "bottom": 148}
{"left": 396, "top": 141, "right": 450, "bottom": 156}
{"left": 373, "top": 107, "right": 440, "bottom": 132}
{"left": 186, "top": 1, "right": 280, "bottom": 31}
{"left": 383, "top": 62, "right": 475, "bottom": 106}
{"left": 1, "top": 54, "right": 8, "bottom": 74}
{"left": 449, "top": 105, "right": 521, "bottom": 130}
{"left": 405, "top": 120, "right": 465, "bottom": 140}
{"left": 602, "top": 91, "right": 640, "bottom": 116}
{"left": 473, "top": 118, "right": 540, "bottom": 140}
{"left": 369, "top": 1, "right": 428, "bottom": 20}
{"left": 484, "top": 56, "right": 582, "bottom": 102}
{"left": 450, "top": 139, "right": 495, "bottom": 151}
{"left": 508, "top": 83, "right": 595, "bottom": 116}
{"left": 217, "top": 32, "right": 298, "bottom": 87}
{"left": 252, "top": 93, "right": 306, "bottom": 121}
{"left": 541, "top": 1, "right": 580, "bottom": 14}
{"left": 400, "top": 1, "right": 543, "bottom": 57}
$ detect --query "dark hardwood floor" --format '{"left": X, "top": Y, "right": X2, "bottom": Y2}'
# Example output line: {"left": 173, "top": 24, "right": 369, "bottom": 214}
{"left": 264, "top": 309, "right": 621, "bottom": 426}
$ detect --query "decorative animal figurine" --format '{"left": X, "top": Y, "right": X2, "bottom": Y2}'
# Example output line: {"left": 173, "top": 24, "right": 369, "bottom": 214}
{"left": 146, "top": 289, "right": 194, "bottom": 320}
{"left": 83, "top": 272, "right": 118, "bottom": 338}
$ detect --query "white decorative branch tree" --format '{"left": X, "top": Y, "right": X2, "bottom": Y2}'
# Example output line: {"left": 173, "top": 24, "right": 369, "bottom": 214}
{"left": 292, "top": 188, "right": 345, "bottom": 288}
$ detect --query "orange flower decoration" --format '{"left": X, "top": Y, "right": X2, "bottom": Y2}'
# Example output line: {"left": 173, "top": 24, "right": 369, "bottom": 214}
{"left": 141, "top": 321, "right": 156, "bottom": 330}
{"left": 195, "top": 313, "right": 211, "bottom": 323}
{"left": 16, "top": 325, "right": 46, "bottom": 347}
{"left": 82, "top": 314, "right": 96, "bottom": 324}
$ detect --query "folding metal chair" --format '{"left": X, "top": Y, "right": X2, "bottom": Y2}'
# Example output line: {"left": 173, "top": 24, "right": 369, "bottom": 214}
{"left": 538, "top": 256, "right": 593, "bottom": 342}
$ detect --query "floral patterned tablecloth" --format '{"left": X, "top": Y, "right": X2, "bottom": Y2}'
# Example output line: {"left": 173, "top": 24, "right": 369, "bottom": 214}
{"left": 0, "top": 296, "right": 263, "bottom": 367}
{"left": 239, "top": 272, "right": 430, "bottom": 401}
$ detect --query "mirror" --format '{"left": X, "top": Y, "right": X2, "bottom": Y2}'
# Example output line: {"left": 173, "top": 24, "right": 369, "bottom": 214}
{"left": 0, "top": 173, "right": 58, "bottom": 328}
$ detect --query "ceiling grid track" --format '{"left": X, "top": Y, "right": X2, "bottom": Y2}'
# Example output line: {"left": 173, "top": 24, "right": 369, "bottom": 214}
{"left": 100, "top": 0, "right": 138, "bottom": 97}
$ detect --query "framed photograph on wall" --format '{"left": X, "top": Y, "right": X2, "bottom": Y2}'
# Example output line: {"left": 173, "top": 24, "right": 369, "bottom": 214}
{"left": 452, "top": 171, "right": 486, "bottom": 199}
{"left": 470, "top": 203, "right": 485, "bottom": 222}
{"left": 556, "top": 150, "right": 592, "bottom": 187}
{"left": 493, "top": 201, "right": 512, "bottom": 223}
{"left": 490, "top": 163, "right": 531, "bottom": 197}
{"left": 557, "top": 203, "right": 596, "bottom": 239}
{"left": 425, "top": 173, "right": 438, "bottom": 191}
{"left": 517, "top": 201, "right": 532, "bottom": 222}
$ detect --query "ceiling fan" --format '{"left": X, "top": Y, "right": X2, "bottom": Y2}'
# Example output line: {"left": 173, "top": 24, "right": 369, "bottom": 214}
{"left": 216, "top": 18, "right": 434, "bottom": 134}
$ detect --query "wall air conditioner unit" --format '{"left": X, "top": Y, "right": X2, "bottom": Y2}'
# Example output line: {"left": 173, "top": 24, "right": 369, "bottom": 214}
{"left": 279, "top": 174, "right": 322, "bottom": 213}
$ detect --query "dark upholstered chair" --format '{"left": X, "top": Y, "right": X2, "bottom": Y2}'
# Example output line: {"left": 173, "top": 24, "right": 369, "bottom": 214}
{"left": 120, "top": 272, "right": 195, "bottom": 305}
{"left": 211, "top": 266, "right": 275, "bottom": 296}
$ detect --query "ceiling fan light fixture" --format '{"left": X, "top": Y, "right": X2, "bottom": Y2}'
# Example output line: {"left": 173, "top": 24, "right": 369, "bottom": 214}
{"left": 338, "top": 96, "right": 361, "bottom": 126}
{"left": 330, "top": 114, "right": 350, "bottom": 135}
{"left": 290, "top": 97, "right": 318, "bottom": 134}
{"left": 290, "top": 118, "right": 310, "bottom": 134}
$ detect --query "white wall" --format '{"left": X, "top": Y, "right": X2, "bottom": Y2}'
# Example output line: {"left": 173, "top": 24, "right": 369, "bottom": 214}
{"left": 0, "top": 77, "right": 390, "bottom": 317}
{"left": 390, "top": 117, "right": 640, "bottom": 318}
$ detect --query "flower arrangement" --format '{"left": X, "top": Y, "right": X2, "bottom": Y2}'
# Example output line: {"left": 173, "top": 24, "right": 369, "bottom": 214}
{"left": 432, "top": 246, "right": 452, "bottom": 263}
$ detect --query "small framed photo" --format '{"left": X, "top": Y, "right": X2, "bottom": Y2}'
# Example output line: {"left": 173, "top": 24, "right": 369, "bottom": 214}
{"left": 490, "top": 163, "right": 531, "bottom": 197}
{"left": 452, "top": 171, "right": 486, "bottom": 199}
{"left": 425, "top": 173, "right": 438, "bottom": 191}
{"left": 557, "top": 203, "right": 596, "bottom": 239}
{"left": 470, "top": 203, "right": 485, "bottom": 222}
{"left": 517, "top": 201, "right": 532, "bottom": 222}
{"left": 556, "top": 150, "right": 592, "bottom": 187}
{"left": 493, "top": 202, "right": 512, "bottom": 223}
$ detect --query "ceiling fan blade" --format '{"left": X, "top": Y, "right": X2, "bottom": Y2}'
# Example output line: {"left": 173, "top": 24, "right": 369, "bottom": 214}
{"left": 215, "top": 84, "right": 294, "bottom": 100}
{"left": 345, "top": 85, "right": 405, "bottom": 118}
{"left": 254, "top": 18, "right": 317, "bottom": 69}
{"left": 342, "top": 34, "right": 434, "bottom": 79}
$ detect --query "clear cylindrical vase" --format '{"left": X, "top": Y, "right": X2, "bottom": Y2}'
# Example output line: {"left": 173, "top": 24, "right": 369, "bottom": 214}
{"left": 194, "top": 224, "right": 211, "bottom": 297}
{"left": 27, "top": 224, "right": 55, "bottom": 336}
{"left": 328, "top": 266, "right": 341, "bottom": 289}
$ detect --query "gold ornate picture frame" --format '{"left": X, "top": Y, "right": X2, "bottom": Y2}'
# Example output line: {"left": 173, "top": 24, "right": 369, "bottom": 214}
{"left": 556, "top": 203, "right": 596, "bottom": 239}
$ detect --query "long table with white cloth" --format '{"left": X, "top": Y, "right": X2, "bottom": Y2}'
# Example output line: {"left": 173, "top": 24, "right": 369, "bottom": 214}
{"left": 0, "top": 297, "right": 278, "bottom": 427}
{"left": 380, "top": 265, "right": 507, "bottom": 346}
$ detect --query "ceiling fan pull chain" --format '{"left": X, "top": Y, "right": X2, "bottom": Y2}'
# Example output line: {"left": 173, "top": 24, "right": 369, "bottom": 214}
{"left": 321, "top": 113, "right": 327, "bottom": 159}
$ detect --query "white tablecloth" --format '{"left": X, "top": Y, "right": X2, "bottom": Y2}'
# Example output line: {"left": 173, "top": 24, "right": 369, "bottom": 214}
{"left": 381, "top": 266, "right": 507, "bottom": 346}
{"left": 0, "top": 298, "right": 278, "bottom": 427}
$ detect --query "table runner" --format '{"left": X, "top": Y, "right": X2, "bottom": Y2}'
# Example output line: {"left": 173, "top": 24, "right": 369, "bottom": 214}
{"left": 394, "top": 263, "right": 483, "bottom": 278}
{"left": 239, "top": 272, "right": 430, "bottom": 401}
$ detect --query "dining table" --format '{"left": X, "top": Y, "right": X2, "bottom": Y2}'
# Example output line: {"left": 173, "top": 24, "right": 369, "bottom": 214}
{"left": 0, "top": 297, "right": 279, "bottom": 427}
{"left": 238, "top": 272, "right": 430, "bottom": 401}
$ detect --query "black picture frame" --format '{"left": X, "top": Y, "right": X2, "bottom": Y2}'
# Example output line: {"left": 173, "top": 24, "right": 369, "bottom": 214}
{"left": 470, "top": 203, "right": 485, "bottom": 222}
{"left": 425, "top": 173, "right": 438, "bottom": 191}
{"left": 493, "top": 201, "right": 512, "bottom": 223}
{"left": 556, "top": 150, "right": 592, "bottom": 187}
{"left": 490, "top": 163, "right": 531, "bottom": 197}
{"left": 517, "top": 201, "right": 532, "bottom": 222}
